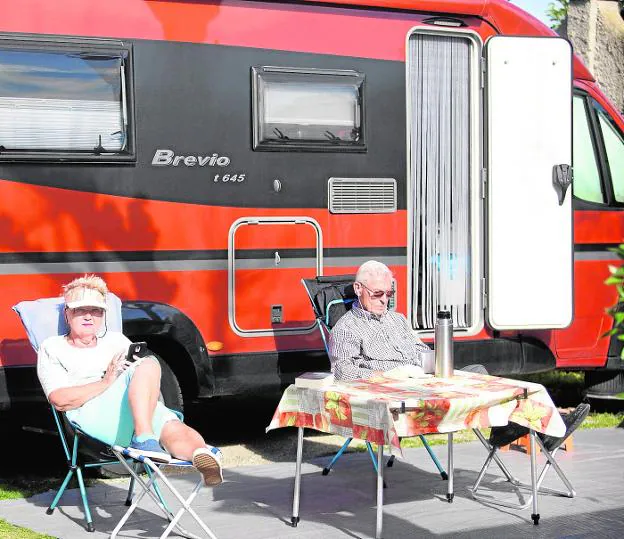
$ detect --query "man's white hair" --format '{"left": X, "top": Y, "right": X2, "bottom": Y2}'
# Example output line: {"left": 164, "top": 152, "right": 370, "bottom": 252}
{"left": 355, "top": 260, "right": 392, "bottom": 284}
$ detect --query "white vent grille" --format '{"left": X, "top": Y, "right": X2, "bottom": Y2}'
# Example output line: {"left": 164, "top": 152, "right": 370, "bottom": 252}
{"left": 328, "top": 177, "right": 397, "bottom": 214}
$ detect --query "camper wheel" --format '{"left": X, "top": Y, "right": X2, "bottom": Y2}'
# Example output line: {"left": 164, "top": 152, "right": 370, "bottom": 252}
{"left": 584, "top": 370, "right": 624, "bottom": 408}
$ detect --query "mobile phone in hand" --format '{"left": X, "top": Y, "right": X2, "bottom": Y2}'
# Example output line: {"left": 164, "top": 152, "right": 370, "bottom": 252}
{"left": 126, "top": 341, "right": 148, "bottom": 362}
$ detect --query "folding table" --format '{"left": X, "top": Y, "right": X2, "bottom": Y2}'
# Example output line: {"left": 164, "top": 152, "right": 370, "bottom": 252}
{"left": 266, "top": 370, "right": 566, "bottom": 539}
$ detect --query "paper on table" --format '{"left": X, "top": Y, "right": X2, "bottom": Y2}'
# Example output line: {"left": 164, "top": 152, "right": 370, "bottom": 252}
{"left": 384, "top": 364, "right": 429, "bottom": 381}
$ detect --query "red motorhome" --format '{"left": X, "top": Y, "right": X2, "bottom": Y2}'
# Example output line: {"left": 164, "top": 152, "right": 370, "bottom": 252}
{"left": 1, "top": 0, "right": 623, "bottom": 412}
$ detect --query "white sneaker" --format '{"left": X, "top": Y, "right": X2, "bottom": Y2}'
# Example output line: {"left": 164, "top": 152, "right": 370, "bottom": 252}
{"left": 192, "top": 446, "right": 223, "bottom": 486}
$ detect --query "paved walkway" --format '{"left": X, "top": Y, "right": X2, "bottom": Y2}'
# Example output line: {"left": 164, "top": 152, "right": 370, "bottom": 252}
{"left": 1, "top": 428, "right": 623, "bottom": 538}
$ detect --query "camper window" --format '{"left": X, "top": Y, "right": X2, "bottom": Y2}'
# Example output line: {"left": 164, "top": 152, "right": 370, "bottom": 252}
{"left": 595, "top": 104, "right": 624, "bottom": 203}
{"left": 572, "top": 95, "right": 604, "bottom": 204}
{"left": 0, "top": 41, "right": 133, "bottom": 161}
{"left": 252, "top": 66, "right": 365, "bottom": 152}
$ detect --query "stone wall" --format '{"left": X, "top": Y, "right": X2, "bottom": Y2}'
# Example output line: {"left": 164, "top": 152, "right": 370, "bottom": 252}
{"left": 564, "top": 0, "right": 624, "bottom": 113}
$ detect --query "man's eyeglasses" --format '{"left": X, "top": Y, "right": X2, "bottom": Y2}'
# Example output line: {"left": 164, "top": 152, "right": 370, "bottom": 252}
{"left": 357, "top": 282, "right": 395, "bottom": 299}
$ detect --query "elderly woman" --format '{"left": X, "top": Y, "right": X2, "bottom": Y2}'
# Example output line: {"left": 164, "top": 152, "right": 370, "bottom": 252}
{"left": 36, "top": 275, "right": 222, "bottom": 486}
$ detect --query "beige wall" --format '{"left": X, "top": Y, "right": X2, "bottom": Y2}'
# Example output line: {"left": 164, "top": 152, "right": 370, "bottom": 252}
{"left": 564, "top": 0, "right": 624, "bottom": 112}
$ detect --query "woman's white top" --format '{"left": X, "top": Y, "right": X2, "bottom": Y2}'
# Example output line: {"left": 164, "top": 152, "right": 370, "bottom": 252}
{"left": 37, "top": 332, "right": 131, "bottom": 398}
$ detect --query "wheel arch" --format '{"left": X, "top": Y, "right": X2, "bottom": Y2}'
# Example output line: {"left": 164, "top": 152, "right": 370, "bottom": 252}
{"left": 121, "top": 301, "right": 215, "bottom": 400}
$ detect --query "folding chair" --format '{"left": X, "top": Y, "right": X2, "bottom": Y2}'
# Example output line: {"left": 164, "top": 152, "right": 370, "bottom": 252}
{"left": 301, "top": 275, "right": 447, "bottom": 481}
{"left": 13, "top": 294, "right": 218, "bottom": 538}
{"left": 471, "top": 402, "right": 591, "bottom": 511}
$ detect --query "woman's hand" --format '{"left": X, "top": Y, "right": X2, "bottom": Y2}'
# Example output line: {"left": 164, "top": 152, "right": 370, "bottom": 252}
{"left": 102, "top": 350, "right": 129, "bottom": 386}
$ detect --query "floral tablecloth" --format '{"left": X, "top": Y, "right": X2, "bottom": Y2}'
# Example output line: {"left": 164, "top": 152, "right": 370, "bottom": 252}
{"left": 266, "top": 371, "right": 566, "bottom": 456}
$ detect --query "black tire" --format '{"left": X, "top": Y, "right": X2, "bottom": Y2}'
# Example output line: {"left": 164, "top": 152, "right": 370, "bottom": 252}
{"left": 584, "top": 370, "right": 624, "bottom": 412}
{"left": 584, "top": 370, "right": 624, "bottom": 400}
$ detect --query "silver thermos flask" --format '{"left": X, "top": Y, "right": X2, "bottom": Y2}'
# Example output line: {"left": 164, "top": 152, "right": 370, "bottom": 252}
{"left": 434, "top": 310, "right": 454, "bottom": 378}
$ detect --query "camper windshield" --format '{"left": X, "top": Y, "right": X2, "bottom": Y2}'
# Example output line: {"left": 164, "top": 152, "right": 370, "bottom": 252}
{"left": 596, "top": 105, "right": 624, "bottom": 203}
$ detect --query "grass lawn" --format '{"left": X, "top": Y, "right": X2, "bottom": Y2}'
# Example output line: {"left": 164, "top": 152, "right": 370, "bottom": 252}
{"left": 0, "top": 479, "right": 62, "bottom": 502}
{"left": 0, "top": 519, "right": 54, "bottom": 539}
{"left": 0, "top": 477, "right": 68, "bottom": 539}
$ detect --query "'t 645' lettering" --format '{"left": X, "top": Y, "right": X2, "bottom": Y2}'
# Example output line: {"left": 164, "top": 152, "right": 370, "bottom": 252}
{"left": 152, "top": 149, "right": 231, "bottom": 167}
{"left": 214, "top": 173, "right": 245, "bottom": 183}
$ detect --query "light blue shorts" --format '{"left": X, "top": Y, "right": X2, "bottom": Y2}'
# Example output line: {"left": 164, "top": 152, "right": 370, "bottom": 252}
{"left": 66, "top": 357, "right": 182, "bottom": 447}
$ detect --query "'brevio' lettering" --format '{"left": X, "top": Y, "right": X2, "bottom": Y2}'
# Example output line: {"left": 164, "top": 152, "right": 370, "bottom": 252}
{"left": 152, "top": 149, "right": 231, "bottom": 167}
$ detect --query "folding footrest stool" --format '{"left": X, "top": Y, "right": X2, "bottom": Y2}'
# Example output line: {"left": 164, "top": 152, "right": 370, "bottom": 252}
{"left": 111, "top": 446, "right": 218, "bottom": 539}
{"left": 471, "top": 402, "right": 590, "bottom": 510}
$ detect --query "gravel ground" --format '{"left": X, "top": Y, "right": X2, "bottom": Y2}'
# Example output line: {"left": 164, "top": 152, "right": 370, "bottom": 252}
{"left": 182, "top": 393, "right": 361, "bottom": 469}
{"left": 218, "top": 430, "right": 352, "bottom": 468}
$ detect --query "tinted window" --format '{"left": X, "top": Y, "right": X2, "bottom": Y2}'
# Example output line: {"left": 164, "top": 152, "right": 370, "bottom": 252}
{"left": 253, "top": 67, "right": 365, "bottom": 151}
{"left": 0, "top": 46, "right": 131, "bottom": 158}
{"left": 596, "top": 104, "right": 624, "bottom": 203}
{"left": 572, "top": 95, "right": 604, "bottom": 203}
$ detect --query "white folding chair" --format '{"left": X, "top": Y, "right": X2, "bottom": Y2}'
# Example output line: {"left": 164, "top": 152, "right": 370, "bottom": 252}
{"left": 13, "top": 293, "right": 218, "bottom": 538}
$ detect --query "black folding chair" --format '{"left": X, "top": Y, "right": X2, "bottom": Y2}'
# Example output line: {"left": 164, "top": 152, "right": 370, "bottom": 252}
{"left": 301, "top": 275, "right": 447, "bottom": 480}
{"left": 471, "top": 402, "right": 591, "bottom": 511}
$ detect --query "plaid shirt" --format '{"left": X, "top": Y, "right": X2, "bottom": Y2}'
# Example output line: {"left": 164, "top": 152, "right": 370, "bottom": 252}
{"left": 328, "top": 300, "right": 433, "bottom": 381}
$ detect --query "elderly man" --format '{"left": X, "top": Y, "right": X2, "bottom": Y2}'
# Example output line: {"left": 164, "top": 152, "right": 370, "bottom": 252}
{"left": 328, "top": 260, "right": 434, "bottom": 381}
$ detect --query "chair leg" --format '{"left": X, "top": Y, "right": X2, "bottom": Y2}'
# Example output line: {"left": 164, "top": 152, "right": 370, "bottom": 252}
{"left": 385, "top": 437, "right": 447, "bottom": 480}
{"left": 47, "top": 468, "right": 74, "bottom": 514}
{"left": 532, "top": 438, "right": 576, "bottom": 498}
{"left": 125, "top": 480, "right": 135, "bottom": 507}
{"left": 125, "top": 464, "right": 137, "bottom": 506}
{"left": 474, "top": 429, "right": 520, "bottom": 484}
{"left": 420, "top": 435, "right": 448, "bottom": 480}
{"left": 323, "top": 437, "right": 352, "bottom": 475}
{"left": 145, "top": 464, "right": 174, "bottom": 514}
{"left": 75, "top": 466, "right": 95, "bottom": 532}
{"left": 365, "top": 442, "right": 387, "bottom": 489}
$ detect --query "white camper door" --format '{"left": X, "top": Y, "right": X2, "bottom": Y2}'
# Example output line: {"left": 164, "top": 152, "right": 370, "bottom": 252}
{"left": 486, "top": 36, "right": 573, "bottom": 330}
